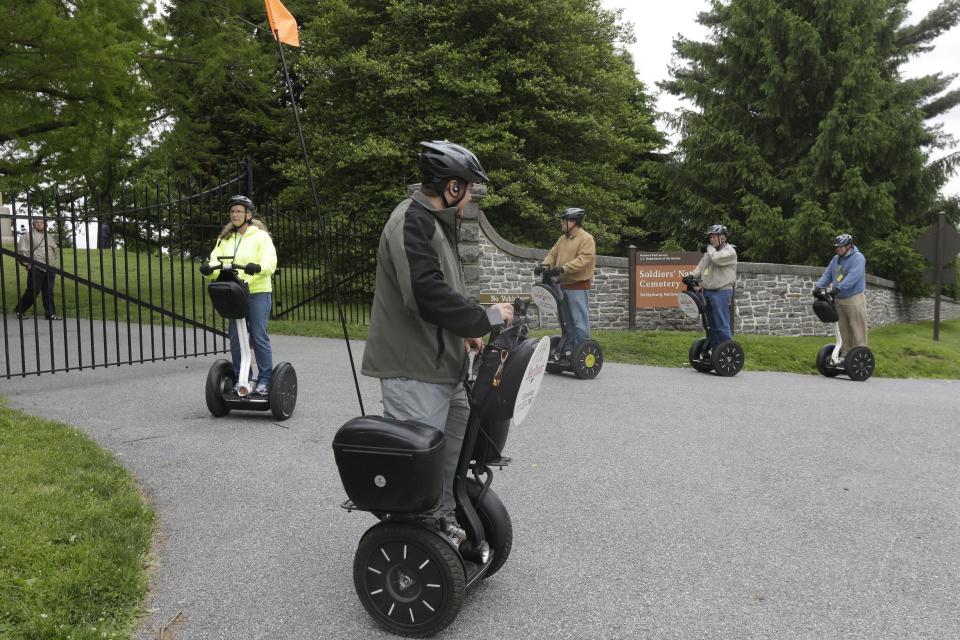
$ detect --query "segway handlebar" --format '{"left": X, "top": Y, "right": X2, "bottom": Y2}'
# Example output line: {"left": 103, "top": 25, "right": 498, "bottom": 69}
{"left": 208, "top": 256, "right": 259, "bottom": 273}
{"left": 812, "top": 287, "right": 835, "bottom": 302}
{"left": 532, "top": 268, "right": 560, "bottom": 285}
{"left": 681, "top": 274, "right": 702, "bottom": 289}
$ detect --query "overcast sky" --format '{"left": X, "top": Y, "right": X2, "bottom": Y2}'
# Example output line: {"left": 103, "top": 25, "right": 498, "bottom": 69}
{"left": 600, "top": 0, "right": 960, "bottom": 197}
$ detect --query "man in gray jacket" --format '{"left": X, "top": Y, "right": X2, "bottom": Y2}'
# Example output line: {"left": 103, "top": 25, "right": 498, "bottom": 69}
{"left": 691, "top": 224, "right": 737, "bottom": 350}
{"left": 14, "top": 216, "right": 60, "bottom": 320}
{"left": 361, "top": 140, "right": 513, "bottom": 546}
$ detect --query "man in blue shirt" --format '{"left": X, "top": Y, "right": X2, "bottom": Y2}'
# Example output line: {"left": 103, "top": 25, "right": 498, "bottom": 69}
{"left": 816, "top": 234, "right": 868, "bottom": 353}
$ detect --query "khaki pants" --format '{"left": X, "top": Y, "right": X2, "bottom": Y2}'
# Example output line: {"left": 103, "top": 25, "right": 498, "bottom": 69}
{"left": 836, "top": 292, "right": 868, "bottom": 351}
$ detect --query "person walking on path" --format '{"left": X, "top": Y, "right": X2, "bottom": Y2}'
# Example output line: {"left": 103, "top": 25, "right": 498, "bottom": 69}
{"left": 14, "top": 217, "right": 60, "bottom": 320}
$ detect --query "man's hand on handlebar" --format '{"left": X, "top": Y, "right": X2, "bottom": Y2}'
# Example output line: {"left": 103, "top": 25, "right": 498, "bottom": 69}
{"left": 243, "top": 263, "right": 262, "bottom": 275}
{"left": 492, "top": 302, "right": 514, "bottom": 325}
{"left": 533, "top": 265, "right": 545, "bottom": 276}
{"left": 547, "top": 266, "right": 564, "bottom": 278}
{"left": 199, "top": 263, "right": 215, "bottom": 276}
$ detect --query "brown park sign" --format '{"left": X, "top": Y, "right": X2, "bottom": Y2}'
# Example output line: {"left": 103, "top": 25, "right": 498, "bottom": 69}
{"left": 629, "top": 250, "right": 701, "bottom": 312}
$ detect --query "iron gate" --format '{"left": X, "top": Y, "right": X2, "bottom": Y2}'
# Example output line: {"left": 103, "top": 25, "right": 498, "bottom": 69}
{"left": 1, "top": 163, "right": 377, "bottom": 378}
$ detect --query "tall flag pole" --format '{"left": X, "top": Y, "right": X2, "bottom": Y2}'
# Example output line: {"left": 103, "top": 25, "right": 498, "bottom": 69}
{"left": 264, "top": 0, "right": 365, "bottom": 414}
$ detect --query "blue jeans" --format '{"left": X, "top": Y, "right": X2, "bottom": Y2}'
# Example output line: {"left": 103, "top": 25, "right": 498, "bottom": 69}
{"left": 560, "top": 288, "right": 590, "bottom": 352}
{"left": 228, "top": 292, "right": 273, "bottom": 386}
{"left": 703, "top": 288, "right": 733, "bottom": 349}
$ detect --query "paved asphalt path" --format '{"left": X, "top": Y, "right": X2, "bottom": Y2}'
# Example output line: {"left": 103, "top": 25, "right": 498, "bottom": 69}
{"left": 3, "top": 334, "right": 959, "bottom": 640}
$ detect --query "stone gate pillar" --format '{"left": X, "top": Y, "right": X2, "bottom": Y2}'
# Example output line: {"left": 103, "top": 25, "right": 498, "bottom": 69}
{"left": 459, "top": 184, "right": 485, "bottom": 301}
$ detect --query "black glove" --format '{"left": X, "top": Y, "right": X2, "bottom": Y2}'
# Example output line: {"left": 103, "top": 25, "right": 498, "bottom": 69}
{"left": 533, "top": 265, "right": 545, "bottom": 276}
{"left": 199, "top": 264, "right": 215, "bottom": 276}
{"left": 243, "top": 263, "right": 262, "bottom": 275}
{"left": 547, "top": 266, "right": 564, "bottom": 278}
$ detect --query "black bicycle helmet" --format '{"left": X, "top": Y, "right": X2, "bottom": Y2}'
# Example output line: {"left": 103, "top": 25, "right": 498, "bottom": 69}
{"left": 705, "top": 224, "right": 729, "bottom": 237}
{"left": 226, "top": 195, "right": 256, "bottom": 214}
{"left": 418, "top": 140, "right": 489, "bottom": 184}
{"left": 833, "top": 233, "right": 854, "bottom": 247}
{"left": 557, "top": 207, "right": 586, "bottom": 222}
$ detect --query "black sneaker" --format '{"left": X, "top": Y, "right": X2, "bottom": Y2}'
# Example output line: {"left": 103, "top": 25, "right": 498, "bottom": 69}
{"left": 15, "top": 312, "right": 25, "bottom": 320}
{"left": 47, "top": 315, "right": 60, "bottom": 320}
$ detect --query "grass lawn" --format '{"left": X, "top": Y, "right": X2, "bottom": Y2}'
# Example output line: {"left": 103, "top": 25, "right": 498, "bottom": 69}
{"left": 2, "top": 244, "right": 359, "bottom": 328}
{"left": 269, "top": 317, "right": 960, "bottom": 379}
{"left": 0, "top": 402, "right": 154, "bottom": 640}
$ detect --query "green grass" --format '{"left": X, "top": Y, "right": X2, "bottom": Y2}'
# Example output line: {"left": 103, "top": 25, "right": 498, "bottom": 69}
{"left": 5, "top": 244, "right": 957, "bottom": 379}
{"left": 2, "top": 244, "right": 345, "bottom": 328}
{"left": 271, "top": 317, "right": 960, "bottom": 379}
{"left": 597, "top": 319, "right": 960, "bottom": 379}
{"left": 0, "top": 402, "right": 154, "bottom": 640}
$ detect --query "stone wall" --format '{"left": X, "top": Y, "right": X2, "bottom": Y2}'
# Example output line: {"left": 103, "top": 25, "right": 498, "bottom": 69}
{"left": 462, "top": 194, "right": 960, "bottom": 334}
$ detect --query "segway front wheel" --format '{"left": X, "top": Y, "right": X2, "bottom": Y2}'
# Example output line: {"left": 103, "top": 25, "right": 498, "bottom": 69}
{"left": 689, "top": 338, "right": 713, "bottom": 372}
{"left": 354, "top": 522, "right": 465, "bottom": 637}
{"left": 465, "top": 478, "right": 513, "bottom": 579}
{"left": 268, "top": 362, "right": 298, "bottom": 420}
{"left": 845, "top": 346, "right": 875, "bottom": 381}
{"left": 571, "top": 340, "right": 603, "bottom": 379}
{"left": 711, "top": 340, "right": 744, "bottom": 377}
{"left": 205, "top": 359, "right": 234, "bottom": 417}
{"left": 816, "top": 344, "right": 840, "bottom": 378}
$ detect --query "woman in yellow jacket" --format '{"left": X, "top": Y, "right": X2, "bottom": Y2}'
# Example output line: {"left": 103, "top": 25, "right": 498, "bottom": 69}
{"left": 200, "top": 195, "right": 278, "bottom": 395}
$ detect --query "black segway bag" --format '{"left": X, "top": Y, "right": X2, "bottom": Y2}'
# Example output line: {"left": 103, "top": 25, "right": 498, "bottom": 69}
{"left": 332, "top": 416, "right": 445, "bottom": 513}
{"left": 208, "top": 278, "right": 251, "bottom": 319}
{"left": 472, "top": 326, "right": 539, "bottom": 421}
{"left": 812, "top": 299, "right": 838, "bottom": 323}
{"left": 470, "top": 326, "right": 540, "bottom": 465}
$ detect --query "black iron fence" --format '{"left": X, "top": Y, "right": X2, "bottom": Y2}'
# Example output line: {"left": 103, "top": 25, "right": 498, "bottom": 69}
{"left": 1, "top": 163, "right": 377, "bottom": 378}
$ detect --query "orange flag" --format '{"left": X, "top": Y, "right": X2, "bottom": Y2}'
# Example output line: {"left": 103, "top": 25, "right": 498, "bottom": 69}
{"left": 264, "top": 0, "right": 300, "bottom": 47}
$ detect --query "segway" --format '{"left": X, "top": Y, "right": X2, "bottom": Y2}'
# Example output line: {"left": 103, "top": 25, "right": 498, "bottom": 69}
{"left": 529, "top": 269, "right": 603, "bottom": 379}
{"left": 204, "top": 256, "right": 298, "bottom": 420}
{"left": 332, "top": 301, "right": 550, "bottom": 636}
{"left": 812, "top": 288, "right": 875, "bottom": 381}
{"left": 679, "top": 275, "right": 744, "bottom": 376}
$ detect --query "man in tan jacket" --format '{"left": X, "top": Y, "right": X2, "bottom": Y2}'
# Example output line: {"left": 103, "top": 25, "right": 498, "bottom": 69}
{"left": 537, "top": 207, "right": 596, "bottom": 358}
{"left": 14, "top": 217, "right": 60, "bottom": 320}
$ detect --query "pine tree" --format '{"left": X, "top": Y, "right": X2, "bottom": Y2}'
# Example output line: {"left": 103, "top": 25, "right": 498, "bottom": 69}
{"left": 291, "top": 0, "right": 665, "bottom": 252}
{"left": 659, "top": 0, "right": 960, "bottom": 289}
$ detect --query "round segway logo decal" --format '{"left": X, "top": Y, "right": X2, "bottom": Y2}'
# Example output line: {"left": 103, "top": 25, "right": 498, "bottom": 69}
{"left": 531, "top": 284, "right": 558, "bottom": 316}
{"left": 374, "top": 475, "right": 386, "bottom": 488}
{"left": 678, "top": 292, "right": 701, "bottom": 320}
{"left": 512, "top": 336, "right": 551, "bottom": 426}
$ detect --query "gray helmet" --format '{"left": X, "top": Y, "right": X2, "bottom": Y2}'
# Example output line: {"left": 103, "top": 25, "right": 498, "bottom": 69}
{"left": 226, "top": 195, "right": 256, "bottom": 214}
{"left": 557, "top": 207, "right": 586, "bottom": 222}
{"left": 706, "top": 224, "right": 729, "bottom": 237}
{"left": 418, "top": 140, "right": 489, "bottom": 185}
{"left": 833, "top": 233, "right": 854, "bottom": 247}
